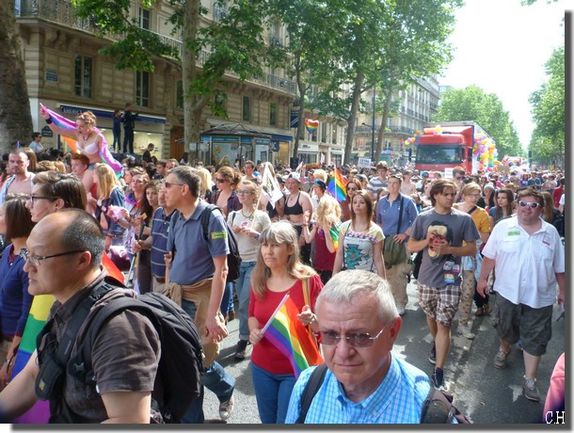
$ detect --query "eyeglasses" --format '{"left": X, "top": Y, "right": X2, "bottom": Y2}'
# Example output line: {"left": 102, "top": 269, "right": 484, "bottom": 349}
{"left": 27, "top": 195, "right": 56, "bottom": 205}
{"left": 317, "top": 327, "right": 385, "bottom": 348}
{"left": 347, "top": 187, "right": 357, "bottom": 191}
{"left": 518, "top": 200, "right": 542, "bottom": 209}
{"left": 215, "top": 178, "right": 227, "bottom": 183}
{"left": 164, "top": 181, "right": 184, "bottom": 189}
{"left": 22, "top": 249, "right": 85, "bottom": 267}
{"left": 237, "top": 189, "right": 253, "bottom": 195}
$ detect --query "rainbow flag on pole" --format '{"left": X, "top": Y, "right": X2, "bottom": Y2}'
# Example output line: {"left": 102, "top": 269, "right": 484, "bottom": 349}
{"left": 262, "top": 294, "right": 322, "bottom": 378}
{"left": 327, "top": 165, "right": 346, "bottom": 202}
{"left": 328, "top": 225, "right": 340, "bottom": 251}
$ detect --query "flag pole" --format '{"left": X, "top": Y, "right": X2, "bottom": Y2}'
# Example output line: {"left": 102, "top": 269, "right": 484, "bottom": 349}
{"left": 261, "top": 293, "right": 290, "bottom": 335}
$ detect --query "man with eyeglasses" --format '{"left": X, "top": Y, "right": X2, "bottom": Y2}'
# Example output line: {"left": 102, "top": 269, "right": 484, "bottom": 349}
{"left": 0, "top": 210, "right": 160, "bottom": 423}
{"left": 476, "top": 188, "right": 565, "bottom": 403}
{"left": 285, "top": 270, "right": 432, "bottom": 423}
{"left": 407, "top": 179, "right": 479, "bottom": 389}
{"left": 0, "top": 151, "right": 35, "bottom": 205}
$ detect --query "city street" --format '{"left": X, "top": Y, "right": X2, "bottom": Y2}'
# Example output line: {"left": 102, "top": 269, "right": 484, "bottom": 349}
{"left": 202, "top": 280, "right": 566, "bottom": 425}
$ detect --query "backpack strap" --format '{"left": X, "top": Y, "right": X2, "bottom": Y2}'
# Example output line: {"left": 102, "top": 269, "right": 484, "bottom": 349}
{"left": 296, "top": 364, "right": 328, "bottom": 424}
{"left": 200, "top": 204, "right": 219, "bottom": 242}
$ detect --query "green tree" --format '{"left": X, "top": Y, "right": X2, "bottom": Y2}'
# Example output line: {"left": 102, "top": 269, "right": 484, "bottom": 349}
{"left": 72, "top": 0, "right": 279, "bottom": 159}
{"left": 433, "top": 85, "right": 523, "bottom": 157}
{"left": 269, "top": 0, "right": 346, "bottom": 158}
{"left": 529, "top": 46, "right": 564, "bottom": 167}
{"left": 0, "top": 2, "right": 33, "bottom": 152}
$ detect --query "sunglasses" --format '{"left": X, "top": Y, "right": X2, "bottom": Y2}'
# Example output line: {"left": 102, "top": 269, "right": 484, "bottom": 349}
{"left": 215, "top": 178, "right": 227, "bottom": 183}
{"left": 518, "top": 200, "right": 542, "bottom": 209}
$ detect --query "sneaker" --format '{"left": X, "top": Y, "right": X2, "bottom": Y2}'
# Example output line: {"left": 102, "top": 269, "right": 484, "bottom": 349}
{"left": 431, "top": 367, "right": 444, "bottom": 388}
{"left": 494, "top": 348, "right": 510, "bottom": 369}
{"left": 458, "top": 322, "right": 475, "bottom": 340}
{"left": 428, "top": 343, "right": 436, "bottom": 365}
{"left": 523, "top": 376, "right": 540, "bottom": 402}
{"left": 219, "top": 395, "right": 234, "bottom": 421}
{"left": 234, "top": 340, "right": 249, "bottom": 360}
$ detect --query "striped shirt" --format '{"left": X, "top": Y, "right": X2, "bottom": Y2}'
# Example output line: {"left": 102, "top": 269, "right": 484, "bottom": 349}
{"left": 150, "top": 207, "right": 173, "bottom": 278}
{"left": 285, "top": 355, "right": 431, "bottom": 424}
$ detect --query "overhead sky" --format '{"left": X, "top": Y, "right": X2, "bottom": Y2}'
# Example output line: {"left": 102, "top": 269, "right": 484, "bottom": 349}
{"left": 439, "top": 0, "right": 569, "bottom": 149}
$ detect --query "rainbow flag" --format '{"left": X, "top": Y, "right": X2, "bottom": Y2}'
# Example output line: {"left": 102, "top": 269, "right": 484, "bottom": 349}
{"left": 262, "top": 295, "right": 322, "bottom": 378}
{"left": 328, "top": 224, "right": 340, "bottom": 250}
{"left": 11, "top": 257, "right": 124, "bottom": 423}
{"left": 41, "top": 104, "right": 123, "bottom": 175}
{"left": 327, "top": 166, "right": 346, "bottom": 202}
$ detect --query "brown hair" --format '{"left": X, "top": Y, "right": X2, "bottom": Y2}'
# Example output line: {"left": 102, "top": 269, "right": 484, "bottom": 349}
{"left": 351, "top": 190, "right": 375, "bottom": 223}
{"left": 4, "top": 195, "right": 35, "bottom": 241}
{"left": 71, "top": 153, "right": 90, "bottom": 167}
{"left": 216, "top": 166, "right": 241, "bottom": 188}
{"left": 429, "top": 179, "right": 457, "bottom": 206}
{"left": 461, "top": 182, "right": 481, "bottom": 197}
{"left": 517, "top": 188, "right": 544, "bottom": 207}
{"left": 541, "top": 191, "right": 555, "bottom": 223}
{"left": 32, "top": 171, "right": 87, "bottom": 210}
{"left": 22, "top": 149, "right": 37, "bottom": 172}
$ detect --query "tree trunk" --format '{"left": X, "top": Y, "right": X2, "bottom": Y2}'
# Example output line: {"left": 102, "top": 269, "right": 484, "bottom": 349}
{"left": 292, "top": 56, "right": 305, "bottom": 160}
{"left": 182, "top": 0, "right": 200, "bottom": 161}
{"left": 375, "top": 88, "right": 393, "bottom": 160}
{"left": 0, "top": 3, "right": 33, "bottom": 153}
{"left": 343, "top": 71, "right": 364, "bottom": 166}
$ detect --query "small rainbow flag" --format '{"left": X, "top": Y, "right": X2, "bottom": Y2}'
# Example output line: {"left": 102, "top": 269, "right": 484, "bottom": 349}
{"left": 12, "top": 257, "right": 124, "bottom": 423}
{"left": 328, "top": 224, "right": 340, "bottom": 250}
{"left": 327, "top": 165, "right": 346, "bottom": 202}
{"left": 262, "top": 295, "right": 322, "bottom": 378}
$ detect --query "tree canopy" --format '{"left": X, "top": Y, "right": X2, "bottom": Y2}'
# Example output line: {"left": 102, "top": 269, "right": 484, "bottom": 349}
{"left": 433, "top": 85, "right": 523, "bottom": 158}
{"left": 528, "top": 46, "right": 564, "bottom": 167}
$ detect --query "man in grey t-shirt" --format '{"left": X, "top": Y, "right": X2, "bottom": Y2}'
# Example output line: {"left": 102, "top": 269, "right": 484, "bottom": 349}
{"left": 407, "top": 179, "right": 479, "bottom": 389}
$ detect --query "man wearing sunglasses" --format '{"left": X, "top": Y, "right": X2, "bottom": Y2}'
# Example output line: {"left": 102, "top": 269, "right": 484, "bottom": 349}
{"left": 285, "top": 270, "right": 432, "bottom": 423}
{"left": 476, "top": 188, "right": 565, "bottom": 403}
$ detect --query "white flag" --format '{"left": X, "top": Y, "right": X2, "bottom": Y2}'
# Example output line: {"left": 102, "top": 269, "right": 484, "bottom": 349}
{"left": 261, "top": 162, "right": 283, "bottom": 208}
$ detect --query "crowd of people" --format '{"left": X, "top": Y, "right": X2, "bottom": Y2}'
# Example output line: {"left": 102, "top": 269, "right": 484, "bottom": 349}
{"left": 0, "top": 109, "right": 566, "bottom": 424}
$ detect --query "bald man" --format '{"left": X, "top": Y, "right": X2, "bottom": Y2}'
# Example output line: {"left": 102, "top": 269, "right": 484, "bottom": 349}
{"left": 0, "top": 210, "right": 160, "bottom": 423}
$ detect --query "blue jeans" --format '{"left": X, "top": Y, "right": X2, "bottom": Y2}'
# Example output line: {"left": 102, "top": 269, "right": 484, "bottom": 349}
{"left": 180, "top": 299, "right": 236, "bottom": 423}
{"left": 220, "top": 281, "right": 235, "bottom": 316}
{"left": 236, "top": 261, "right": 255, "bottom": 340}
{"left": 251, "top": 363, "right": 296, "bottom": 424}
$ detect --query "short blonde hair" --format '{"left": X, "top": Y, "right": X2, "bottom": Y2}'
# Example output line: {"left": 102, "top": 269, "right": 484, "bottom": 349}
{"left": 461, "top": 182, "right": 481, "bottom": 197}
{"left": 313, "top": 169, "right": 327, "bottom": 183}
{"left": 95, "top": 163, "right": 119, "bottom": 199}
{"left": 195, "top": 166, "right": 213, "bottom": 194}
{"left": 316, "top": 194, "right": 341, "bottom": 228}
{"left": 76, "top": 111, "right": 97, "bottom": 128}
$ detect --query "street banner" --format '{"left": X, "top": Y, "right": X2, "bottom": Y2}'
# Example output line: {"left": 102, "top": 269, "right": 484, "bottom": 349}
{"left": 260, "top": 162, "right": 283, "bottom": 208}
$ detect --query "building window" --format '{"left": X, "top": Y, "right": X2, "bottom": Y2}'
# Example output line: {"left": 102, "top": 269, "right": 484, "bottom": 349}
{"left": 332, "top": 125, "right": 337, "bottom": 144}
{"left": 242, "top": 96, "right": 251, "bottom": 122}
{"left": 214, "top": 91, "right": 227, "bottom": 114}
{"left": 269, "top": 103, "right": 277, "bottom": 126}
{"left": 74, "top": 55, "right": 92, "bottom": 98}
{"left": 136, "top": 71, "right": 150, "bottom": 107}
{"left": 176, "top": 80, "right": 183, "bottom": 110}
{"left": 139, "top": 7, "right": 151, "bottom": 30}
{"left": 321, "top": 122, "right": 327, "bottom": 143}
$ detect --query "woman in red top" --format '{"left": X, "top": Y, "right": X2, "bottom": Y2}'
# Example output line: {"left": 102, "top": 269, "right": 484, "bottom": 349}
{"left": 248, "top": 221, "right": 323, "bottom": 423}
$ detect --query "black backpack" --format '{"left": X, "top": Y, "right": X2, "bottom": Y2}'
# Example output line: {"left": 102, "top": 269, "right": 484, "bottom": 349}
{"left": 296, "top": 364, "right": 471, "bottom": 424}
{"left": 200, "top": 204, "right": 242, "bottom": 282}
{"left": 35, "top": 278, "right": 203, "bottom": 423}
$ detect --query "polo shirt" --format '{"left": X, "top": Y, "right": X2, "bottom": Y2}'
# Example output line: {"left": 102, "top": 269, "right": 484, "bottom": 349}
{"left": 150, "top": 207, "right": 174, "bottom": 278}
{"left": 482, "top": 216, "right": 565, "bottom": 309}
{"left": 376, "top": 194, "right": 418, "bottom": 236}
{"left": 285, "top": 355, "right": 431, "bottom": 424}
{"left": 166, "top": 200, "right": 229, "bottom": 285}
{"left": 367, "top": 176, "right": 388, "bottom": 195}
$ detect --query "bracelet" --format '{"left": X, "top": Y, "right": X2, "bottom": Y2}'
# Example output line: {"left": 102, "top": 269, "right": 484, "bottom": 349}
{"left": 45, "top": 116, "right": 52, "bottom": 124}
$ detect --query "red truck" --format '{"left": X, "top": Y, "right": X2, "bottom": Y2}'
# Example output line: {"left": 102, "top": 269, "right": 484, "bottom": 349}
{"left": 414, "top": 121, "right": 493, "bottom": 175}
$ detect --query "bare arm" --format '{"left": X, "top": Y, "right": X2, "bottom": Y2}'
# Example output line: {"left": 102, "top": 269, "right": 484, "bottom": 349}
{"left": 407, "top": 236, "right": 429, "bottom": 253}
{"left": 556, "top": 272, "right": 565, "bottom": 305}
{"left": 0, "top": 351, "right": 39, "bottom": 420}
{"left": 476, "top": 256, "right": 496, "bottom": 297}
{"left": 373, "top": 240, "right": 386, "bottom": 279}
{"left": 206, "top": 255, "right": 228, "bottom": 341}
{"left": 248, "top": 317, "right": 263, "bottom": 345}
{"left": 101, "top": 391, "right": 151, "bottom": 424}
{"left": 332, "top": 237, "right": 344, "bottom": 275}
{"left": 323, "top": 224, "right": 336, "bottom": 254}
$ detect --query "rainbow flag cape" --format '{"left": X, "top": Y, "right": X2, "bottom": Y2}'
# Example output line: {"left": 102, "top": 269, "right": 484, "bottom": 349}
{"left": 11, "top": 257, "right": 124, "bottom": 423}
{"left": 41, "top": 104, "right": 123, "bottom": 175}
{"left": 262, "top": 295, "right": 322, "bottom": 378}
{"left": 327, "top": 166, "right": 346, "bottom": 202}
{"left": 328, "top": 224, "right": 340, "bottom": 250}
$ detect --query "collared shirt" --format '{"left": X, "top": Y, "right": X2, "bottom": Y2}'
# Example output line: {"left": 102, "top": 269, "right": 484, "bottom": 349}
{"left": 376, "top": 193, "right": 419, "bottom": 236}
{"left": 482, "top": 216, "right": 565, "bottom": 308}
{"left": 285, "top": 355, "right": 431, "bottom": 424}
{"left": 367, "top": 176, "right": 388, "bottom": 195}
{"left": 150, "top": 207, "right": 174, "bottom": 278}
{"left": 166, "top": 200, "right": 229, "bottom": 285}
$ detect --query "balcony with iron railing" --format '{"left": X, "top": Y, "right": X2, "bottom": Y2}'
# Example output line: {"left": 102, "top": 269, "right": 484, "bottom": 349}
{"left": 16, "top": 0, "right": 297, "bottom": 96}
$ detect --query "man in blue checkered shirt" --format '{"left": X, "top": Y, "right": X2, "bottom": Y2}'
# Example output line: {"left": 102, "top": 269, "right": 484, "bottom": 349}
{"left": 285, "top": 270, "right": 431, "bottom": 424}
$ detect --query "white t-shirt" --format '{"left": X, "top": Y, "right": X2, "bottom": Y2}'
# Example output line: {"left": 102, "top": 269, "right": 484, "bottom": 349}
{"left": 227, "top": 209, "right": 271, "bottom": 262}
{"left": 482, "top": 216, "right": 565, "bottom": 308}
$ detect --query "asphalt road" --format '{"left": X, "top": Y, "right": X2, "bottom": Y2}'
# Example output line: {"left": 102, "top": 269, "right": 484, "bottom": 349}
{"left": 201, "top": 281, "right": 566, "bottom": 425}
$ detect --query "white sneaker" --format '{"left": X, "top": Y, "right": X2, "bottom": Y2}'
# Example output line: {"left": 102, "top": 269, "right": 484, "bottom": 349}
{"left": 397, "top": 305, "right": 406, "bottom": 316}
{"left": 219, "top": 395, "right": 234, "bottom": 421}
{"left": 458, "top": 322, "right": 475, "bottom": 340}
